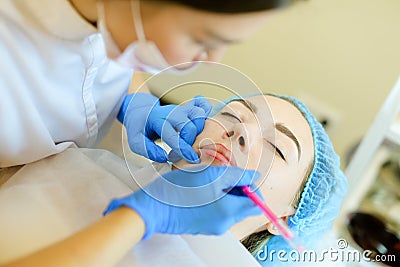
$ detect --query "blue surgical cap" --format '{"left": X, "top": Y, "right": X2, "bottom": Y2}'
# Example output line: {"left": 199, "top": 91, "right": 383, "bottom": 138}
{"left": 212, "top": 94, "right": 348, "bottom": 265}
{"left": 257, "top": 95, "right": 348, "bottom": 265}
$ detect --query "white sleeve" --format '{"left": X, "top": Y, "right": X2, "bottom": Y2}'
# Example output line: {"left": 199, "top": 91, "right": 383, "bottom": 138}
{"left": 0, "top": 7, "right": 73, "bottom": 167}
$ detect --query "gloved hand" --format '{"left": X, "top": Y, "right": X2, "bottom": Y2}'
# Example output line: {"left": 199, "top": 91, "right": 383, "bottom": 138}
{"left": 118, "top": 93, "right": 212, "bottom": 163}
{"left": 104, "top": 166, "right": 263, "bottom": 239}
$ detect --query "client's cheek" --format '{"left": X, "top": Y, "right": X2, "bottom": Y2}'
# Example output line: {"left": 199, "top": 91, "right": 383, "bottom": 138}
{"left": 262, "top": 183, "right": 296, "bottom": 217}
{"left": 241, "top": 143, "right": 269, "bottom": 171}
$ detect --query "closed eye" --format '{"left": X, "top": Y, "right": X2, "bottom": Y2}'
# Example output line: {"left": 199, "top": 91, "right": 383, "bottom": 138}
{"left": 221, "top": 112, "right": 242, "bottom": 123}
{"left": 266, "top": 140, "right": 286, "bottom": 162}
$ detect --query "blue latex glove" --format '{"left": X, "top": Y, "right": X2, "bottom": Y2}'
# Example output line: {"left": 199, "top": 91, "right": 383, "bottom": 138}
{"left": 118, "top": 93, "right": 212, "bottom": 163}
{"left": 104, "top": 166, "right": 263, "bottom": 240}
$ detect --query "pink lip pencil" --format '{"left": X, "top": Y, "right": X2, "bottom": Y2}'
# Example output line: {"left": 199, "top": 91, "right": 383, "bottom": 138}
{"left": 241, "top": 186, "right": 305, "bottom": 252}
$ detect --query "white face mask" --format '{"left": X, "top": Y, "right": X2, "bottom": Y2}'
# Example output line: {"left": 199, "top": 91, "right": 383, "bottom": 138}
{"left": 97, "top": 0, "right": 203, "bottom": 74}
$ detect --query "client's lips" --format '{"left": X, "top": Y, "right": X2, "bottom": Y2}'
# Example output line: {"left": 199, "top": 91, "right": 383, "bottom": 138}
{"left": 199, "top": 143, "right": 237, "bottom": 167}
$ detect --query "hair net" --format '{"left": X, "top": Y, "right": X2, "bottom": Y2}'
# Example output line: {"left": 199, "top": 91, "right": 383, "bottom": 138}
{"left": 257, "top": 95, "right": 348, "bottom": 265}
{"left": 211, "top": 94, "right": 348, "bottom": 265}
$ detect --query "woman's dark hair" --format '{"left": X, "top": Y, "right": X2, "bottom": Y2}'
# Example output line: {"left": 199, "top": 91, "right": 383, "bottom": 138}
{"left": 166, "top": 0, "right": 294, "bottom": 13}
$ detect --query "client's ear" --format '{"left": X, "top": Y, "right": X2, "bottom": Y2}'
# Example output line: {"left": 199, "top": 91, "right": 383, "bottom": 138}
{"left": 266, "top": 207, "right": 295, "bottom": 235}
{"left": 266, "top": 216, "right": 290, "bottom": 235}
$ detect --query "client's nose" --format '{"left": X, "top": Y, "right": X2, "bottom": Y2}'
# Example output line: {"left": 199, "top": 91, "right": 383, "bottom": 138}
{"left": 226, "top": 130, "right": 246, "bottom": 147}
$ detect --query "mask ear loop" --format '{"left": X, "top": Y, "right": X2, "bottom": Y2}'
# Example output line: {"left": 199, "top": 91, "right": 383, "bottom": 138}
{"left": 96, "top": 0, "right": 122, "bottom": 57}
{"left": 96, "top": 0, "right": 105, "bottom": 23}
{"left": 131, "top": 0, "right": 147, "bottom": 43}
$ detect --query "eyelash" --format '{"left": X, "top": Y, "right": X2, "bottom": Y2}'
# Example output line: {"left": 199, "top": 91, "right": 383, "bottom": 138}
{"left": 221, "top": 112, "right": 242, "bottom": 123}
{"left": 267, "top": 140, "right": 286, "bottom": 162}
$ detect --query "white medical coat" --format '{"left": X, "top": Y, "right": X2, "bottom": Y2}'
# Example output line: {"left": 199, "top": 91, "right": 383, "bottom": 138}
{"left": 0, "top": 0, "right": 133, "bottom": 167}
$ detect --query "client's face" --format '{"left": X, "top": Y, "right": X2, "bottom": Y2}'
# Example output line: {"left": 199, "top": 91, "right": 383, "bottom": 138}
{"left": 173, "top": 95, "right": 314, "bottom": 239}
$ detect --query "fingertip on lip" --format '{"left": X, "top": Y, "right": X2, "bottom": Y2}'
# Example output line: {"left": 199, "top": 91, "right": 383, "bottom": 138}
{"left": 189, "top": 156, "right": 201, "bottom": 164}
{"left": 167, "top": 154, "right": 181, "bottom": 163}
{"left": 182, "top": 151, "right": 200, "bottom": 164}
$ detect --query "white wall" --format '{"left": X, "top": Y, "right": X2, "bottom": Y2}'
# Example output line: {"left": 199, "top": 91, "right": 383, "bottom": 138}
{"left": 221, "top": 0, "right": 400, "bottom": 161}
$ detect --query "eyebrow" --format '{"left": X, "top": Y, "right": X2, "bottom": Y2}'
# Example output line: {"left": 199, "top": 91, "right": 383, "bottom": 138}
{"left": 227, "top": 99, "right": 258, "bottom": 113}
{"left": 275, "top": 123, "right": 301, "bottom": 161}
